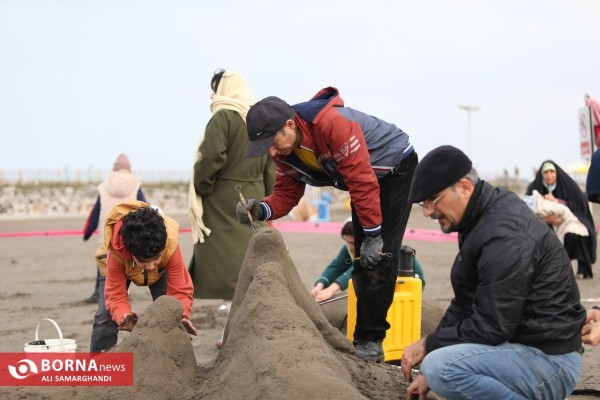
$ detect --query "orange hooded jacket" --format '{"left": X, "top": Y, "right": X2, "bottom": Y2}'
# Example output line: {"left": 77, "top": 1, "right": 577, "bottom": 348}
{"left": 103, "top": 201, "right": 193, "bottom": 323}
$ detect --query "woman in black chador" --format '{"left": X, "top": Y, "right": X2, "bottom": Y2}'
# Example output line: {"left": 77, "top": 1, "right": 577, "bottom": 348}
{"left": 527, "top": 160, "right": 596, "bottom": 279}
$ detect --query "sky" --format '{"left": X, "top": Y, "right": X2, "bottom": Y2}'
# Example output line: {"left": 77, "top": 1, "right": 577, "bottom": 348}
{"left": 1, "top": 0, "right": 600, "bottom": 181}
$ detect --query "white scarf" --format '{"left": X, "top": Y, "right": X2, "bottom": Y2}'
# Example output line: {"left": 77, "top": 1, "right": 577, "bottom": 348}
{"left": 209, "top": 70, "right": 255, "bottom": 122}
{"left": 188, "top": 135, "right": 212, "bottom": 244}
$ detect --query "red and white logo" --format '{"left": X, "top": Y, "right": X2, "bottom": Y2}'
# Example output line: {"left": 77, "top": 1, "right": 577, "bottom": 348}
{"left": 8, "top": 359, "right": 38, "bottom": 379}
{"left": 1, "top": 353, "right": 133, "bottom": 386}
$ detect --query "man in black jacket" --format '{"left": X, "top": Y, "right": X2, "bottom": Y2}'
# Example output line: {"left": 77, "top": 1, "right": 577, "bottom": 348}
{"left": 402, "top": 145, "right": 586, "bottom": 400}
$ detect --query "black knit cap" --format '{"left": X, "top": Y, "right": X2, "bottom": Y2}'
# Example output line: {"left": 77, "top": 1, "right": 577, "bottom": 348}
{"left": 408, "top": 145, "right": 473, "bottom": 203}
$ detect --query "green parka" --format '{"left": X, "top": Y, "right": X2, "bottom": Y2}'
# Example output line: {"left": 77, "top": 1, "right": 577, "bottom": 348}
{"left": 189, "top": 109, "right": 274, "bottom": 299}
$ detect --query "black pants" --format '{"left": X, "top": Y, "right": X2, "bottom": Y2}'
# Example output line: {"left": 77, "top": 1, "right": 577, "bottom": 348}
{"left": 351, "top": 151, "right": 418, "bottom": 342}
{"left": 564, "top": 233, "right": 594, "bottom": 278}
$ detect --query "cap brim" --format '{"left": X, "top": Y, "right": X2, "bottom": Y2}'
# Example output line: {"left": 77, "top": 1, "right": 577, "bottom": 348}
{"left": 408, "top": 177, "right": 440, "bottom": 204}
{"left": 245, "top": 135, "right": 275, "bottom": 157}
{"left": 408, "top": 190, "right": 433, "bottom": 204}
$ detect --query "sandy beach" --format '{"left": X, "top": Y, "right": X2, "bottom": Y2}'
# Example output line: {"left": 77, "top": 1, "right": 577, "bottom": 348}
{"left": 0, "top": 206, "right": 598, "bottom": 399}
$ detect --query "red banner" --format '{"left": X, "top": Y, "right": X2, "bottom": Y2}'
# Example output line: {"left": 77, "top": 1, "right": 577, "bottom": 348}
{"left": 0, "top": 353, "right": 133, "bottom": 386}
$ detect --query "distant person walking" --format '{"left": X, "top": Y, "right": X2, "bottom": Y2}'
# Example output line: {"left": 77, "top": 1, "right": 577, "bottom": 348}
{"left": 188, "top": 69, "right": 274, "bottom": 301}
{"left": 82, "top": 154, "right": 146, "bottom": 303}
{"left": 526, "top": 160, "right": 596, "bottom": 279}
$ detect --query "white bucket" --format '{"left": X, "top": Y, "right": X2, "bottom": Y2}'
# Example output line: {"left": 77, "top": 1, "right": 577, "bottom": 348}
{"left": 23, "top": 318, "right": 77, "bottom": 353}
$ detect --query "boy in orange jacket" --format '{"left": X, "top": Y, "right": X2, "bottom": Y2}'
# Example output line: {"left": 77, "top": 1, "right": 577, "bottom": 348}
{"left": 90, "top": 201, "right": 196, "bottom": 352}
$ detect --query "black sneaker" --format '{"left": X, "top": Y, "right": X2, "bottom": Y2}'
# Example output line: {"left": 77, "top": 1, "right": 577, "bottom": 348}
{"left": 353, "top": 340, "right": 384, "bottom": 362}
{"left": 84, "top": 292, "right": 99, "bottom": 303}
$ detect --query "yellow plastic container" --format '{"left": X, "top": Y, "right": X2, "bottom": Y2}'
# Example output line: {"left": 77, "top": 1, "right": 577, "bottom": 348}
{"left": 347, "top": 276, "right": 422, "bottom": 362}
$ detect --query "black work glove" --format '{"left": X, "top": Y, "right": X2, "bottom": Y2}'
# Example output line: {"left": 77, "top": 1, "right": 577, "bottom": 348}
{"left": 360, "top": 234, "right": 383, "bottom": 269}
{"left": 236, "top": 199, "right": 264, "bottom": 224}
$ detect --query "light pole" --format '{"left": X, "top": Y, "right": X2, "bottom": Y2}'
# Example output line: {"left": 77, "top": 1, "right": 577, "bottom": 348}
{"left": 458, "top": 104, "right": 480, "bottom": 159}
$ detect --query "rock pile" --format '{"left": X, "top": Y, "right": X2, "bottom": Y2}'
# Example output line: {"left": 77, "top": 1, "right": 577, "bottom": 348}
{"left": 0, "top": 184, "right": 188, "bottom": 216}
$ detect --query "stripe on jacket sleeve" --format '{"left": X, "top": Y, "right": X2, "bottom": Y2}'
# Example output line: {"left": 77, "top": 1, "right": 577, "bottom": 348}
{"left": 363, "top": 225, "right": 382, "bottom": 236}
{"left": 259, "top": 202, "right": 272, "bottom": 220}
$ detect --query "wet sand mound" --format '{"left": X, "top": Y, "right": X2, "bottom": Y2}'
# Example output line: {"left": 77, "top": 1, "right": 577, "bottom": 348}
{"left": 114, "top": 295, "right": 198, "bottom": 399}
{"left": 31, "top": 227, "right": 421, "bottom": 399}
{"left": 10, "top": 297, "right": 198, "bottom": 400}
{"left": 193, "top": 227, "right": 408, "bottom": 399}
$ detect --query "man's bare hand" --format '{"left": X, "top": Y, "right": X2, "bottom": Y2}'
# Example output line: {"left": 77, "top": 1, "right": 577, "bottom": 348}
{"left": 581, "top": 310, "right": 600, "bottom": 346}
{"left": 118, "top": 312, "right": 138, "bottom": 332}
{"left": 586, "top": 308, "right": 600, "bottom": 324}
{"left": 406, "top": 374, "right": 430, "bottom": 400}
{"left": 401, "top": 338, "right": 426, "bottom": 381}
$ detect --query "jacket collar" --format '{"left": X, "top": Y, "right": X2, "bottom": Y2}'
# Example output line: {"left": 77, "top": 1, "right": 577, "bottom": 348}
{"left": 456, "top": 180, "right": 493, "bottom": 243}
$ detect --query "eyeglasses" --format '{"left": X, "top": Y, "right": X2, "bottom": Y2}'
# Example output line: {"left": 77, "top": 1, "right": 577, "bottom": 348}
{"left": 418, "top": 186, "right": 451, "bottom": 211}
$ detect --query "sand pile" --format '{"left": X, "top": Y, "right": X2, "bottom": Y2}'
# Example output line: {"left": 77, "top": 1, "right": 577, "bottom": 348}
{"left": 112, "top": 296, "right": 198, "bottom": 399}
{"left": 193, "top": 227, "right": 408, "bottom": 399}
{"left": 5, "top": 296, "right": 198, "bottom": 400}
{"left": 17, "top": 227, "right": 439, "bottom": 399}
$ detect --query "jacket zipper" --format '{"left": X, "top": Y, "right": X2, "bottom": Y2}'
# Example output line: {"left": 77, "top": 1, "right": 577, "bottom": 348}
{"left": 279, "top": 153, "right": 343, "bottom": 188}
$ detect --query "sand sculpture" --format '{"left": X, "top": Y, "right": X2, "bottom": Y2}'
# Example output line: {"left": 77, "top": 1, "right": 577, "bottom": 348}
{"left": 197, "top": 227, "right": 408, "bottom": 399}
{"left": 15, "top": 227, "right": 440, "bottom": 399}
{"left": 126, "top": 227, "right": 421, "bottom": 399}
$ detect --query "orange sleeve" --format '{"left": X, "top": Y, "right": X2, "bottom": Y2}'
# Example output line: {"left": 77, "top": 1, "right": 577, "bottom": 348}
{"left": 105, "top": 253, "right": 132, "bottom": 324}
{"left": 165, "top": 246, "right": 194, "bottom": 319}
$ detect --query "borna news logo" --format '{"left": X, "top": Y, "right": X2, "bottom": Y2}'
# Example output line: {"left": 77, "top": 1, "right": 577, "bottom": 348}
{"left": 1, "top": 353, "right": 133, "bottom": 386}
{"left": 8, "top": 359, "right": 38, "bottom": 379}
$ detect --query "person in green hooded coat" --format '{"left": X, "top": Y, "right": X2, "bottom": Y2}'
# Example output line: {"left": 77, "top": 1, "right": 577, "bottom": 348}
{"left": 188, "top": 69, "right": 274, "bottom": 300}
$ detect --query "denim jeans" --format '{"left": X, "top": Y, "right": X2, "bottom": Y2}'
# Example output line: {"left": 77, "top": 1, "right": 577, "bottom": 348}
{"left": 90, "top": 274, "right": 167, "bottom": 352}
{"left": 421, "top": 342, "right": 582, "bottom": 400}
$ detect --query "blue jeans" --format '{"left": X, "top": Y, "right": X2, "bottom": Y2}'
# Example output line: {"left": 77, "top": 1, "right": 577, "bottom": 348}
{"left": 421, "top": 342, "right": 582, "bottom": 400}
{"left": 90, "top": 274, "right": 167, "bottom": 352}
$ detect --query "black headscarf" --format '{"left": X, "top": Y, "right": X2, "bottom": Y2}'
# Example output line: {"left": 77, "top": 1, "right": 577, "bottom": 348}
{"left": 527, "top": 159, "right": 596, "bottom": 263}
{"left": 211, "top": 68, "right": 225, "bottom": 93}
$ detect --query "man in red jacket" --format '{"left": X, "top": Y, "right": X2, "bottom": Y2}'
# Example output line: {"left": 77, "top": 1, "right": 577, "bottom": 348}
{"left": 236, "top": 87, "right": 417, "bottom": 362}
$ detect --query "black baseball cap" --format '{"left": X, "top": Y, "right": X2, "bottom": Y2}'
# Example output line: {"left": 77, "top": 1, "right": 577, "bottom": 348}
{"left": 245, "top": 96, "right": 295, "bottom": 157}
